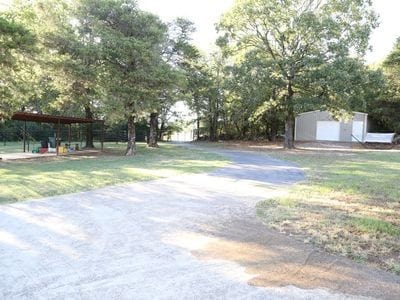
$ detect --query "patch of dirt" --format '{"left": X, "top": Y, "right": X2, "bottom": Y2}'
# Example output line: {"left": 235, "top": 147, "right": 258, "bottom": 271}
{"left": 193, "top": 218, "right": 400, "bottom": 299}
{"left": 260, "top": 198, "right": 400, "bottom": 272}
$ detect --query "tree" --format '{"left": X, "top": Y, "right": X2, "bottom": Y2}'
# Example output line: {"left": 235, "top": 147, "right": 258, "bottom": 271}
{"left": 181, "top": 48, "right": 209, "bottom": 140}
{"left": 223, "top": 49, "right": 284, "bottom": 140}
{"left": 180, "top": 46, "right": 226, "bottom": 141}
{"left": 48, "top": 1, "right": 104, "bottom": 148}
{"left": 5, "top": 0, "right": 68, "bottom": 115}
{"left": 371, "top": 38, "right": 400, "bottom": 133}
{"left": 7, "top": 0, "right": 104, "bottom": 148}
{"left": 0, "top": 15, "right": 36, "bottom": 119}
{"left": 218, "top": 0, "right": 377, "bottom": 148}
{"left": 79, "top": 0, "right": 169, "bottom": 156}
{"left": 146, "top": 18, "right": 193, "bottom": 148}
{"left": 206, "top": 53, "right": 225, "bottom": 142}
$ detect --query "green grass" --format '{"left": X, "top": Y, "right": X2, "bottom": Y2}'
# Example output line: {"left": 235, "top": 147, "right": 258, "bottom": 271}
{"left": 0, "top": 142, "right": 229, "bottom": 204}
{"left": 353, "top": 217, "right": 400, "bottom": 236}
{"left": 270, "top": 151, "right": 400, "bottom": 203}
{"left": 0, "top": 141, "right": 103, "bottom": 153}
{"left": 0, "top": 141, "right": 29, "bottom": 154}
{"left": 254, "top": 149, "right": 400, "bottom": 274}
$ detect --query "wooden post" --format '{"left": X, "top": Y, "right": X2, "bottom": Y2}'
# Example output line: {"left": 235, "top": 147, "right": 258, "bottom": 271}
{"left": 80, "top": 123, "right": 83, "bottom": 148}
{"left": 101, "top": 121, "right": 104, "bottom": 151}
{"left": 56, "top": 119, "right": 60, "bottom": 156}
{"left": 23, "top": 121, "right": 26, "bottom": 153}
{"left": 68, "top": 124, "right": 72, "bottom": 146}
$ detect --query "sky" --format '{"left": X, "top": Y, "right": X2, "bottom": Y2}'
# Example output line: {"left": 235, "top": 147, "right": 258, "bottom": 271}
{"left": 1, "top": 0, "right": 399, "bottom": 64}
{"left": 137, "top": 0, "right": 400, "bottom": 64}
{"left": 366, "top": 0, "right": 400, "bottom": 63}
{"left": 137, "top": 0, "right": 234, "bottom": 55}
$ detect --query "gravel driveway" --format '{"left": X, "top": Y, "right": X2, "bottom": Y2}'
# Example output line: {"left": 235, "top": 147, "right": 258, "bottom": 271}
{"left": 0, "top": 146, "right": 399, "bottom": 299}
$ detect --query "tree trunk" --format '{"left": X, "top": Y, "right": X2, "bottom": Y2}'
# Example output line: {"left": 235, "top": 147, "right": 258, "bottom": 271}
{"left": 209, "top": 112, "right": 218, "bottom": 142}
{"left": 284, "top": 78, "right": 295, "bottom": 149}
{"left": 196, "top": 117, "right": 200, "bottom": 140}
{"left": 284, "top": 113, "right": 295, "bottom": 149}
{"left": 268, "top": 89, "right": 278, "bottom": 143}
{"left": 126, "top": 115, "right": 136, "bottom": 156}
{"left": 242, "top": 123, "right": 248, "bottom": 140}
{"left": 209, "top": 115, "right": 218, "bottom": 141}
{"left": 158, "top": 120, "right": 165, "bottom": 141}
{"left": 209, "top": 115, "right": 215, "bottom": 141}
{"left": 148, "top": 112, "right": 158, "bottom": 148}
{"left": 270, "top": 124, "right": 278, "bottom": 142}
{"left": 267, "top": 115, "right": 279, "bottom": 143}
{"left": 85, "top": 105, "right": 95, "bottom": 148}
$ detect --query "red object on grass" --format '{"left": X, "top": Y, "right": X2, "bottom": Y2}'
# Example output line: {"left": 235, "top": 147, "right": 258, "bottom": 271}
{"left": 39, "top": 148, "right": 48, "bottom": 154}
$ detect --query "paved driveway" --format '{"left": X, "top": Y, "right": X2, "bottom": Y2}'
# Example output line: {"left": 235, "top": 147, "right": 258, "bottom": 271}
{"left": 0, "top": 147, "right": 399, "bottom": 299}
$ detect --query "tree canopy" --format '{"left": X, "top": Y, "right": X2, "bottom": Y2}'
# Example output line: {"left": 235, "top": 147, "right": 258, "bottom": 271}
{"left": 1, "top": 0, "right": 399, "bottom": 152}
{"left": 373, "top": 38, "right": 400, "bottom": 132}
{"left": 0, "top": 15, "right": 37, "bottom": 118}
{"left": 218, "top": 0, "right": 378, "bottom": 148}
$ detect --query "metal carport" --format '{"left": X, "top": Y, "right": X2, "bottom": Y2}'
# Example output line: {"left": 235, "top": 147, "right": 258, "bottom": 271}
{"left": 11, "top": 112, "right": 104, "bottom": 155}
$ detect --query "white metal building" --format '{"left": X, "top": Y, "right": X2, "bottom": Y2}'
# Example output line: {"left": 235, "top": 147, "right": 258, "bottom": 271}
{"left": 295, "top": 110, "right": 368, "bottom": 142}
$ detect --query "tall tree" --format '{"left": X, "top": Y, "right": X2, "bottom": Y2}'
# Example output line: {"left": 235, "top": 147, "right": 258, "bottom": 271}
{"left": 0, "top": 15, "right": 36, "bottom": 119}
{"left": 180, "top": 47, "right": 209, "bottom": 140}
{"left": 206, "top": 54, "right": 225, "bottom": 142}
{"left": 180, "top": 46, "right": 226, "bottom": 141}
{"left": 8, "top": 0, "right": 103, "bottom": 147}
{"left": 7, "top": 0, "right": 68, "bottom": 115}
{"left": 79, "top": 0, "right": 169, "bottom": 155}
{"left": 218, "top": 0, "right": 377, "bottom": 148}
{"left": 48, "top": 1, "right": 103, "bottom": 148}
{"left": 373, "top": 38, "right": 400, "bottom": 132}
{"left": 223, "top": 49, "right": 283, "bottom": 140}
{"left": 146, "top": 18, "right": 192, "bottom": 148}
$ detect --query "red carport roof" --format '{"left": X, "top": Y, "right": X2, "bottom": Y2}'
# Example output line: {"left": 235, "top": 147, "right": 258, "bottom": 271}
{"left": 11, "top": 112, "right": 103, "bottom": 124}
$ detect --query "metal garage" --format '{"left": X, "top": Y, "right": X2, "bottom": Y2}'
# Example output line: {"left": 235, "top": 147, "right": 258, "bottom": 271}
{"left": 295, "top": 110, "right": 368, "bottom": 142}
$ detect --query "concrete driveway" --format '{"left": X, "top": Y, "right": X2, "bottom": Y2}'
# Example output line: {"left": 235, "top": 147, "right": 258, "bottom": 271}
{"left": 0, "top": 147, "right": 399, "bottom": 299}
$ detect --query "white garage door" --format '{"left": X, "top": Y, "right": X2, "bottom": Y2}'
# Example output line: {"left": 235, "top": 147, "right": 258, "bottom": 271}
{"left": 352, "top": 121, "right": 364, "bottom": 142}
{"left": 316, "top": 121, "right": 340, "bottom": 141}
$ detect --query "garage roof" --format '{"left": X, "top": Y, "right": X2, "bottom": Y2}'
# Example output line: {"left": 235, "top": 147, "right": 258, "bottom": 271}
{"left": 11, "top": 112, "right": 103, "bottom": 124}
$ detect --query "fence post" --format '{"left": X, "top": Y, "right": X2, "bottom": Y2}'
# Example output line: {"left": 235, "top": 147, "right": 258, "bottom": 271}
{"left": 23, "top": 121, "right": 27, "bottom": 153}
{"left": 68, "top": 124, "right": 72, "bottom": 146}
{"left": 56, "top": 119, "right": 60, "bottom": 156}
{"left": 101, "top": 121, "right": 104, "bottom": 150}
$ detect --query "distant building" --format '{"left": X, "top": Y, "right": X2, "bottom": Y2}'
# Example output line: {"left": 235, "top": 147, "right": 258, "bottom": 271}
{"left": 171, "top": 128, "right": 195, "bottom": 142}
{"left": 295, "top": 110, "right": 368, "bottom": 142}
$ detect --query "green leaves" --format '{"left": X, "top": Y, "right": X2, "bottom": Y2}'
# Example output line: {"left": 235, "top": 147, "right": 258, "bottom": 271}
{"left": 219, "top": 0, "right": 377, "bottom": 87}
{"left": 0, "top": 17, "right": 36, "bottom": 53}
{"left": 369, "top": 38, "right": 400, "bottom": 133}
{"left": 0, "top": 15, "right": 37, "bottom": 118}
{"left": 217, "top": 0, "right": 379, "bottom": 145}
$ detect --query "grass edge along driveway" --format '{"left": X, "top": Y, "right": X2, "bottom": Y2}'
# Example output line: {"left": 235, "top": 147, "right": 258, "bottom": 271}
{"left": 0, "top": 143, "right": 230, "bottom": 204}
{"left": 257, "top": 150, "right": 400, "bottom": 275}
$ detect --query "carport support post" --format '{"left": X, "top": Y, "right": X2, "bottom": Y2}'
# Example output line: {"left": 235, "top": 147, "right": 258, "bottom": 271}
{"left": 80, "top": 123, "right": 83, "bottom": 148}
{"left": 101, "top": 121, "right": 104, "bottom": 151}
{"left": 23, "top": 121, "right": 26, "bottom": 153}
{"left": 56, "top": 119, "right": 60, "bottom": 156}
{"left": 68, "top": 124, "right": 71, "bottom": 146}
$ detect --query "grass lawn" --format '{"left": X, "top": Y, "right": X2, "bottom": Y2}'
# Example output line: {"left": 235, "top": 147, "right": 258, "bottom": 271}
{"left": 0, "top": 142, "right": 229, "bottom": 204}
{"left": 0, "top": 141, "right": 103, "bottom": 153}
{"left": 0, "top": 141, "right": 30, "bottom": 154}
{"left": 257, "top": 149, "right": 400, "bottom": 274}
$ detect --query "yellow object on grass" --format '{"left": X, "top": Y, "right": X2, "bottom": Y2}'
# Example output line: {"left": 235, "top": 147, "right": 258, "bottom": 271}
{"left": 57, "top": 146, "right": 68, "bottom": 153}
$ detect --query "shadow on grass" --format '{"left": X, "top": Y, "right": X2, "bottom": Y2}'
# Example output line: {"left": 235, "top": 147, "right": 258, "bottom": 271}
{"left": 0, "top": 143, "right": 229, "bottom": 204}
